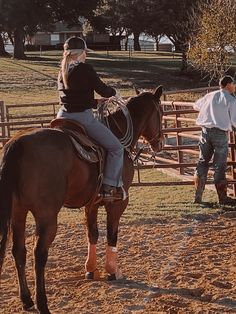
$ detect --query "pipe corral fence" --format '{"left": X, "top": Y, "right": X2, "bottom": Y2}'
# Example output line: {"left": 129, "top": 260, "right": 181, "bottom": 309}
{"left": 0, "top": 86, "right": 236, "bottom": 195}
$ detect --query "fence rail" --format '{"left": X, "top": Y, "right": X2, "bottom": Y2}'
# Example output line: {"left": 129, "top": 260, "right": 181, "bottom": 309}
{"left": 1, "top": 86, "right": 236, "bottom": 194}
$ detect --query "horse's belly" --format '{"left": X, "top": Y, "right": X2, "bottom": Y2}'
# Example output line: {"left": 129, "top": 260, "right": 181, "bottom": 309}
{"left": 64, "top": 159, "right": 98, "bottom": 208}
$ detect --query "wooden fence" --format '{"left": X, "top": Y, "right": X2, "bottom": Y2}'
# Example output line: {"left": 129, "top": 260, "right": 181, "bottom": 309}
{"left": 1, "top": 87, "right": 236, "bottom": 195}
{"left": 0, "top": 101, "right": 59, "bottom": 145}
{"left": 133, "top": 100, "right": 236, "bottom": 196}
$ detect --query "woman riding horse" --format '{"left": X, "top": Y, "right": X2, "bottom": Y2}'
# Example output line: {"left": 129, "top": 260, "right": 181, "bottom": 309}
{"left": 0, "top": 83, "right": 164, "bottom": 313}
{"left": 57, "top": 36, "right": 126, "bottom": 202}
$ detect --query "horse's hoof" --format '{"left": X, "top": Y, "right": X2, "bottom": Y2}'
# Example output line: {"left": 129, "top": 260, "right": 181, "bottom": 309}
{"left": 107, "top": 273, "right": 116, "bottom": 281}
{"left": 23, "top": 299, "right": 35, "bottom": 311}
{"left": 85, "top": 269, "right": 100, "bottom": 280}
{"left": 85, "top": 271, "right": 94, "bottom": 279}
{"left": 38, "top": 308, "right": 51, "bottom": 314}
{"left": 107, "top": 269, "right": 124, "bottom": 281}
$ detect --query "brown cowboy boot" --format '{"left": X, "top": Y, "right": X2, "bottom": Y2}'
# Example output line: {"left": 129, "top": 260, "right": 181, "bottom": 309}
{"left": 215, "top": 182, "right": 236, "bottom": 205}
{"left": 193, "top": 176, "right": 206, "bottom": 204}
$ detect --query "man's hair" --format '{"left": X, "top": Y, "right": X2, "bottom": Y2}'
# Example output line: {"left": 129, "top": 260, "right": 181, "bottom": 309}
{"left": 219, "top": 75, "right": 234, "bottom": 88}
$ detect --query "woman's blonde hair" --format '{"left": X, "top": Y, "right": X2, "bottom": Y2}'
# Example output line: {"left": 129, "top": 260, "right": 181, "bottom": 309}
{"left": 60, "top": 42, "right": 84, "bottom": 89}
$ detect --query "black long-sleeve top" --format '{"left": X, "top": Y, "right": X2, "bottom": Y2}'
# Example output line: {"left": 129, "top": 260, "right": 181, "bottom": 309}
{"left": 58, "top": 62, "right": 116, "bottom": 112}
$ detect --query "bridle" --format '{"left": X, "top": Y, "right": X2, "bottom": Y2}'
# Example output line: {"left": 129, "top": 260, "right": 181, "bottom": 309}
{"left": 145, "top": 98, "right": 163, "bottom": 145}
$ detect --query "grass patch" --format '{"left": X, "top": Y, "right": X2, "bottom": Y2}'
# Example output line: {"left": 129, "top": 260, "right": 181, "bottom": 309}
{"left": 0, "top": 51, "right": 207, "bottom": 104}
{"left": 122, "top": 169, "right": 218, "bottom": 223}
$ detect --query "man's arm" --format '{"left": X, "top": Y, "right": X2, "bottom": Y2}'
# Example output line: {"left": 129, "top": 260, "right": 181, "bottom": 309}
{"left": 229, "top": 100, "right": 236, "bottom": 128}
{"left": 193, "top": 95, "right": 206, "bottom": 111}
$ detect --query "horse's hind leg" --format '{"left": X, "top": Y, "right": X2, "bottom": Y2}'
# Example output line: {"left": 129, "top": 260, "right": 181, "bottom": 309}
{"left": 84, "top": 204, "right": 100, "bottom": 279}
{"left": 34, "top": 212, "right": 58, "bottom": 314}
{"left": 12, "top": 206, "right": 34, "bottom": 310}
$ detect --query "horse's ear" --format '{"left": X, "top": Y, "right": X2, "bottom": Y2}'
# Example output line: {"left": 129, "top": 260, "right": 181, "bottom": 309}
{"left": 154, "top": 85, "right": 163, "bottom": 99}
{"left": 134, "top": 86, "right": 140, "bottom": 95}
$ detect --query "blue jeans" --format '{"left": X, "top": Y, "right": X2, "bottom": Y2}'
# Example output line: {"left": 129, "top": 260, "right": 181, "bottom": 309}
{"left": 195, "top": 127, "right": 229, "bottom": 184}
{"left": 57, "top": 109, "right": 124, "bottom": 187}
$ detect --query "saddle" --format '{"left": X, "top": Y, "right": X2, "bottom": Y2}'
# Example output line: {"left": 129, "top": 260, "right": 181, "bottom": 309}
{"left": 51, "top": 118, "right": 106, "bottom": 206}
{"left": 50, "top": 118, "right": 105, "bottom": 164}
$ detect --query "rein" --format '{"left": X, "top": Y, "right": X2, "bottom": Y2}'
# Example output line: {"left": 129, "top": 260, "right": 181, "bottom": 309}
{"left": 133, "top": 99, "right": 163, "bottom": 163}
{"left": 146, "top": 99, "right": 163, "bottom": 144}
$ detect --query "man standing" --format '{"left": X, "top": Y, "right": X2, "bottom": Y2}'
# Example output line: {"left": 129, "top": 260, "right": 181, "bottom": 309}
{"left": 194, "top": 75, "right": 236, "bottom": 205}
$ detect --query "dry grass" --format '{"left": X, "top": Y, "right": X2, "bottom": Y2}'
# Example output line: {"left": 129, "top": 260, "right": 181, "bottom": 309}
{"left": 0, "top": 51, "right": 223, "bottom": 219}
{"left": 0, "top": 50, "right": 208, "bottom": 105}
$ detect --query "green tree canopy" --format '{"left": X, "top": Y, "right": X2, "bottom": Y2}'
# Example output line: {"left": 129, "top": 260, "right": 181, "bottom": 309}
{"left": 188, "top": 0, "right": 236, "bottom": 81}
{"left": 92, "top": 0, "right": 203, "bottom": 67}
{"left": 144, "top": 0, "right": 203, "bottom": 71}
{"left": 1, "top": 0, "right": 100, "bottom": 59}
{"left": 92, "top": 0, "right": 150, "bottom": 51}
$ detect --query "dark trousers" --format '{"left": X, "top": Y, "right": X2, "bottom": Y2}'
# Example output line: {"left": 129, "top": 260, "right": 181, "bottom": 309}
{"left": 195, "top": 127, "right": 229, "bottom": 184}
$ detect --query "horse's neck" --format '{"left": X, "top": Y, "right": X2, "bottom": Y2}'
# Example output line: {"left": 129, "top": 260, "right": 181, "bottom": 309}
{"left": 108, "top": 105, "right": 144, "bottom": 150}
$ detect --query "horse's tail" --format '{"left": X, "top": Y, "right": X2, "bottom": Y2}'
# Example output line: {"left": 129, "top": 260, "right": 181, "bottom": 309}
{"left": 0, "top": 139, "right": 21, "bottom": 274}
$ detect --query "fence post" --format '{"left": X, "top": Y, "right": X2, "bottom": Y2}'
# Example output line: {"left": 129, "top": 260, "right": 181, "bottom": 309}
{"left": 175, "top": 103, "right": 184, "bottom": 174}
{"left": 0, "top": 101, "right": 6, "bottom": 147}
{"left": 5, "top": 105, "right": 10, "bottom": 139}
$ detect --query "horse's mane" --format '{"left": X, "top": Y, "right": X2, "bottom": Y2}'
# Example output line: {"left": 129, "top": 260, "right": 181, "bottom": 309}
{"left": 110, "top": 91, "right": 154, "bottom": 120}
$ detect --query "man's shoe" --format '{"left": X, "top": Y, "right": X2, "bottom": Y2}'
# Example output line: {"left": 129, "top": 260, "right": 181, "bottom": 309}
{"left": 193, "top": 196, "right": 202, "bottom": 204}
{"left": 216, "top": 182, "right": 236, "bottom": 205}
{"left": 219, "top": 196, "right": 236, "bottom": 206}
{"left": 102, "top": 185, "right": 128, "bottom": 202}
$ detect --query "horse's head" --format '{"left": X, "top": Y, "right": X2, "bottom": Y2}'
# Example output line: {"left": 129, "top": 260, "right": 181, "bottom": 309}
{"left": 133, "top": 86, "right": 164, "bottom": 152}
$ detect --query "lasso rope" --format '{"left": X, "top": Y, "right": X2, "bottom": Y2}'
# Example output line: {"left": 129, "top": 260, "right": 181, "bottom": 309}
{"left": 97, "top": 97, "right": 133, "bottom": 149}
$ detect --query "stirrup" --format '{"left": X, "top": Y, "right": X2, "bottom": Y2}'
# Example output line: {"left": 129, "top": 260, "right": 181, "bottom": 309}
{"left": 102, "top": 185, "right": 128, "bottom": 202}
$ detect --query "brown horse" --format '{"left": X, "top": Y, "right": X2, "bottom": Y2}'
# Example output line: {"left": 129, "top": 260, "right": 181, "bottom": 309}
{"left": 0, "top": 86, "right": 163, "bottom": 314}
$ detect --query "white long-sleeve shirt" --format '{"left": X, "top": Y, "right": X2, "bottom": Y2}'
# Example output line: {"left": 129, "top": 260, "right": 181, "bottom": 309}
{"left": 193, "top": 89, "right": 236, "bottom": 131}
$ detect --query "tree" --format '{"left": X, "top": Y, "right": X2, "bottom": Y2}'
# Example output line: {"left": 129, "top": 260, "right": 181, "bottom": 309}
{"left": 0, "top": 0, "right": 9, "bottom": 56}
{"left": 147, "top": 0, "right": 203, "bottom": 71}
{"left": 1, "top": 0, "right": 52, "bottom": 59}
{"left": 0, "top": 35, "right": 7, "bottom": 56}
{"left": 0, "top": 0, "right": 100, "bottom": 59}
{"left": 118, "top": 1, "right": 149, "bottom": 51}
{"left": 92, "top": 0, "right": 150, "bottom": 51}
{"left": 91, "top": 0, "right": 126, "bottom": 37}
{"left": 188, "top": 0, "right": 236, "bottom": 81}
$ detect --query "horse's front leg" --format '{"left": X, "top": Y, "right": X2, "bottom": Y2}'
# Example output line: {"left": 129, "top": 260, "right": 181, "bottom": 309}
{"left": 84, "top": 204, "right": 100, "bottom": 279}
{"left": 105, "top": 200, "right": 127, "bottom": 280}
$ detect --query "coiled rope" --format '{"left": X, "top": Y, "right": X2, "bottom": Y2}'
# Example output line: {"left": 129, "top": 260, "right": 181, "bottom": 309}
{"left": 97, "top": 96, "right": 133, "bottom": 149}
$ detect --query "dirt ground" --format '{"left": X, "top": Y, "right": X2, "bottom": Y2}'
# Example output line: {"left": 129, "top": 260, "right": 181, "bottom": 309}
{"left": 0, "top": 211, "right": 235, "bottom": 314}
